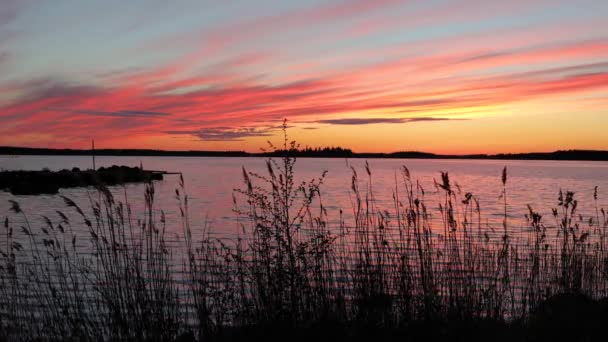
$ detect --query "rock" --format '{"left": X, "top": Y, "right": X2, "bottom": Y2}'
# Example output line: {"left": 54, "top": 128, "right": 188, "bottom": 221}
{"left": 0, "top": 166, "right": 165, "bottom": 195}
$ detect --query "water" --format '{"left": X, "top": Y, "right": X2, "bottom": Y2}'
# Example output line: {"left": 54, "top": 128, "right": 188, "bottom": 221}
{"left": 1, "top": 155, "right": 608, "bottom": 242}
{"left": 2, "top": 155, "right": 608, "bottom": 332}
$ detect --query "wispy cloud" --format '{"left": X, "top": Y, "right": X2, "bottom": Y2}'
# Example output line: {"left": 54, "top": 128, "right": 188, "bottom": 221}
{"left": 165, "top": 126, "right": 277, "bottom": 141}
{"left": 0, "top": 0, "right": 22, "bottom": 27}
{"left": 75, "top": 110, "right": 170, "bottom": 118}
{"left": 0, "top": 51, "right": 9, "bottom": 64}
{"left": 313, "top": 117, "right": 464, "bottom": 125}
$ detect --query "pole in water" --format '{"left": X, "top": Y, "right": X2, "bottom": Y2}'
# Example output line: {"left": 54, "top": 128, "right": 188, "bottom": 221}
{"left": 92, "top": 139, "right": 96, "bottom": 171}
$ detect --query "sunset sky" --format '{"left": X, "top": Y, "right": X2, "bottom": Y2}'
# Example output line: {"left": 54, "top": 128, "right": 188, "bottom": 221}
{"left": 1, "top": 0, "right": 607, "bottom": 154}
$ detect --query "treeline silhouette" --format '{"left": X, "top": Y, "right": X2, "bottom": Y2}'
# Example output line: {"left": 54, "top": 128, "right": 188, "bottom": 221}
{"left": 264, "top": 146, "right": 355, "bottom": 157}
{"left": 1, "top": 146, "right": 608, "bottom": 161}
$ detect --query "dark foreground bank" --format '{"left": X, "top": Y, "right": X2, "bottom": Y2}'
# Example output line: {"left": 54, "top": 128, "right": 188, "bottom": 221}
{"left": 180, "top": 294, "right": 608, "bottom": 342}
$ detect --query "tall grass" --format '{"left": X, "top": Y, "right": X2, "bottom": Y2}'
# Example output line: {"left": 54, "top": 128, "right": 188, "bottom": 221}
{"left": 1, "top": 183, "right": 183, "bottom": 341}
{"left": 1, "top": 126, "right": 608, "bottom": 341}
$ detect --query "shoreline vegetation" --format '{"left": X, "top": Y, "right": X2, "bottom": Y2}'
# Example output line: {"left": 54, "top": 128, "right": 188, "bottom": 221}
{"left": 1, "top": 127, "right": 608, "bottom": 341}
{"left": 2, "top": 146, "right": 608, "bottom": 161}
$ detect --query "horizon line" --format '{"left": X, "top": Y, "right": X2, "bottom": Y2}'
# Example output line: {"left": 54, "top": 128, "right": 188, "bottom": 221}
{"left": 1, "top": 145, "right": 608, "bottom": 161}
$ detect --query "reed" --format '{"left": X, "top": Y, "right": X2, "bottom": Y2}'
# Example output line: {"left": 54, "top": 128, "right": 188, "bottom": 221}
{"left": 1, "top": 183, "right": 184, "bottom": 341}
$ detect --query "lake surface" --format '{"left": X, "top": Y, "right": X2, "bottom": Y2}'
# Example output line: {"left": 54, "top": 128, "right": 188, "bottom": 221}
{"left": 1, "top": 155, "right": 607, "bottom": 243}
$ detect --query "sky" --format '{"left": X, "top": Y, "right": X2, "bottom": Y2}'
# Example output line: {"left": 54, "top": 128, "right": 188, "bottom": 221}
{"left": 0, "top": 0, "right": 607, "bottom": 154}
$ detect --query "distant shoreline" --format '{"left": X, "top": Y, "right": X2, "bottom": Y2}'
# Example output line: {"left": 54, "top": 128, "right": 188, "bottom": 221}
{"left": 1, "top": 146, "right": 608, "bottom": 162}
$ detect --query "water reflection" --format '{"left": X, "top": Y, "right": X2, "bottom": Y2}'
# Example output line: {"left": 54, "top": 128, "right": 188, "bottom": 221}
{"left": 1, "top": 156, "right": 607, "bottom": 242}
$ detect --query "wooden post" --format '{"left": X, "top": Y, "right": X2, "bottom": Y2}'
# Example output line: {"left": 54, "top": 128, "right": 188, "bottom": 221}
{"left": 92, "top": 139, "right": 96, "bottom": 171}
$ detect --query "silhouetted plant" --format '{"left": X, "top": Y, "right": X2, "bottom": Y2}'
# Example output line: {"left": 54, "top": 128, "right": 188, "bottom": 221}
{"left": 2, "top": 126, "right": 608, "bottom": 342}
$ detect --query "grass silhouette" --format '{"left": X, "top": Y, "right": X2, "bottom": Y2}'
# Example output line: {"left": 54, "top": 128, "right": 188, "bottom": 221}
{"left": 1, "top": 122, "right": 608, "bottom": 341}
